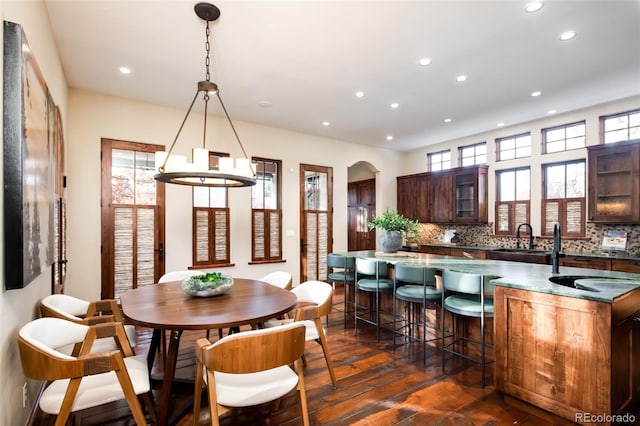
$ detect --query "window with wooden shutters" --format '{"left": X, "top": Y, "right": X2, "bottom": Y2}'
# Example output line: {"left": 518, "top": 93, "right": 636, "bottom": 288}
{"left": 192, "top": 154, "right": 231, "bottom": 267}
{"left": 542, "top": 160, "right": 585, "bottom": 237}
{"left": 251, "top": 158, "right": 283, "bottom": 263}
{"left": 495, "top": 167, "right": 530, "bottom": 235}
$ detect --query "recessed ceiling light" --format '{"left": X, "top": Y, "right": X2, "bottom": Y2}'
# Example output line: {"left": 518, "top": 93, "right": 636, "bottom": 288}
{"left": 525, "top": 1, "right": 544, "bottom": 13}
{"left": 456, "top": 75, "right": 468, "bottom": 83}
{"left": 559, "top": 30, "right": 576, "bottom": 41}
{"left": 444, "top": 118, "right": 452, "bottom": 123}
{"left": 418, "top": 57, "right": 432, "bottom": 67}
{"left": 322, "top": 121, "right": 330, "bottom": 127}
{"left": 531, "top": 91, "right": 542, "bottom": 97}
{"left": 497, "top": 122, "right": 505, "bottom": 127}
{"left": 119, "top": 66, "right": 131, "bottom": 75}
{"left": 386, "top": 135, "right": 394, "bottom": 141}
{"left": 355, "top": 91, "right": 365, "bottom": 98}
{"left": 257, "top": 100, "right": 273, "bottom": 108}
{"left": 390, "top": 103, "right": 399, "bottom": 109}
{"left": 547, "top": 109, "right": 557, "bottom": 115}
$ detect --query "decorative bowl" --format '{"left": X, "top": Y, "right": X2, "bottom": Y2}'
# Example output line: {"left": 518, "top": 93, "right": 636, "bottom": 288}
{"left": 181, "top": 273, "right": 234, "bottom": 297}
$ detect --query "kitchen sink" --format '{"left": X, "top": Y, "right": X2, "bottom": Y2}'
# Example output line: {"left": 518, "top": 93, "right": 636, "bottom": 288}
{"left": 548, "top": 275, "right": 638, "bottom": 292}
{"left": 549, "top": 275, "right": 601, "bottom": 291}
{"left": 490, "top": 248, "right": 551, "bottom": 264}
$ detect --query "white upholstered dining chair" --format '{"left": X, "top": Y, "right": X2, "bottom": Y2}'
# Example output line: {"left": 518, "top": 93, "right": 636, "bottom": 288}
{"left": 260, "top": 271, "right": 293, "bottom": 290}
{"left": 40, "top": 294, "right": 137, "bottom": 353}
{"left": 265, "top": 280, "right": 338, "bottom": 387}
{"left": 18, "top": 317, "right": 155, "bottom": 426}
{"left": 193, "top": 321, "right": 309, "bottom": 426}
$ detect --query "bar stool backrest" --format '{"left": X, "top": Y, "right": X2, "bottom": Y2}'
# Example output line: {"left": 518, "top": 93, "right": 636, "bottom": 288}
{"left": 395, "top": 264, "right": 436, "bottom": 286}
{"left": 356, "top": 258, "right": 388, "bottom": 277}
{"left": 327, "top": 253, "right": 355, "bottom": 270}
{"left": 443, "top": 269, "right": 483, "bottom": 294}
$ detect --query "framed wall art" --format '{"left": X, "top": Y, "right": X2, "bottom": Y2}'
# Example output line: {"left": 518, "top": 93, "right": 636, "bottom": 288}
{"left": 3, "top": 21, "right": 58, "bottom": 290}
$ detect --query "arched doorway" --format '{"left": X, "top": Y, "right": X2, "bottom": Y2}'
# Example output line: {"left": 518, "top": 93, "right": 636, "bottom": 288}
{"left": 347, "top": 162, "right": 376, "bottom": 251}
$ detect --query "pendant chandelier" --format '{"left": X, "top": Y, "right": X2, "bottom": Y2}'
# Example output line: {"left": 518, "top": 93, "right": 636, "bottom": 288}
{"left": 154, "top": 2, "right": 256, "bottom": 187}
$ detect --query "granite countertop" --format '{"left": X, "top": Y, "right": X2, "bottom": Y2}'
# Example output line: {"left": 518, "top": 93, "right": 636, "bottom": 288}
{"left": 341, "top": 250, "right": 640, "bottom": 304}
{"left": 406, "top": 244, "right": 639, "bottom": 260}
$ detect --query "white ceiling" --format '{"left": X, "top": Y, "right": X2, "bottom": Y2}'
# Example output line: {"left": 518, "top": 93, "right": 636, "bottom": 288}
{"left": 43, "top": 0, "right": 640, "bottom": 152}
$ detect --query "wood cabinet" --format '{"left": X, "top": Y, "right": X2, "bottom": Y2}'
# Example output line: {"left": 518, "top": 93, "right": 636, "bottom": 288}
{"left": 560, "top": 255, "right": 611, "bottom": 270}
{"left": 396, "top": 173, "right": 429, "bottom": 222}
{"left": 397, "top": 165, "right": 488, "bottom": 224}
{"left": 588, "top": 140, "right": 640, "bottom": 223}
{"left": 449, "top": 247, "right": 487, "bottom": 259}
{"left": 454, "top": 165, "right": 488, "bottom": 223}
{"left": 429, "top": 172, "right": 453, "bottom": 223}
{"left": 612, "top": 258, "right": 640, "bottom": 273}
{"left": 495, "top": 286, "right": 640, "bottom": 424}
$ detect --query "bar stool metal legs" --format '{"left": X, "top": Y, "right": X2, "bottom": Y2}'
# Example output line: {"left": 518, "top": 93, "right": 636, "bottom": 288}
{"left": 441, "top": 269, "right": 497, "bottom": 387}
{"left": 392, "top": 264, "right": 442, "bottom": 363}
{"left": 327, "top": 254, "right": 355, "bottom": 328}
{"left": 354, "top": 258, "right": 393, "bottom": 341}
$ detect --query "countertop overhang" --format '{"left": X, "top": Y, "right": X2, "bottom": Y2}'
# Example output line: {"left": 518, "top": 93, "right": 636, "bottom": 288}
{"left": 341, "top": 250, "right": 640, "bottom": 303}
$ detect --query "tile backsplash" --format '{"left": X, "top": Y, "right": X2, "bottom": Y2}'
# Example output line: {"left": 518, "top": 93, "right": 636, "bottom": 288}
{"left": 413, "top": 223, "right": 640, "bottom": 257}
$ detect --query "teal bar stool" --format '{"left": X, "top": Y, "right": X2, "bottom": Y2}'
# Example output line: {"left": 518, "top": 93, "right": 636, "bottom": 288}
{"left": 441, "top": 269, "right": 496, "bottom": 387}
{"left": 354, "top": 258, "right": 394, "bottom": 341}
{"left": 392, "top": 264, "right": 442, "bottom": 363}
{"left": 327, "top": 253, "right": 356, "bottom": 328}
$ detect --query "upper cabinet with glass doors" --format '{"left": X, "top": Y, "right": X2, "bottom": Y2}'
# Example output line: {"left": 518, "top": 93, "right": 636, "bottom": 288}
{"left": 587, "top": 139, "right": 640, "bottom": 223}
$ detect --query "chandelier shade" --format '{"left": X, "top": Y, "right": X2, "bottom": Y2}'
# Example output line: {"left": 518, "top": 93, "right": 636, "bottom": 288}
{"left": 154, "top": 2, "right": 256, "bottom": 188}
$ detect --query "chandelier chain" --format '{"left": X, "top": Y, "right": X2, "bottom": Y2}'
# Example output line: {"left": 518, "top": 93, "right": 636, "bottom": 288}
{"left": 205, "top": 22, "right": 211, "bottom": 82}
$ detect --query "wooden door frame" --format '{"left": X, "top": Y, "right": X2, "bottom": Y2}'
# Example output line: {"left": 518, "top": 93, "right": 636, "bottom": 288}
{"left": 100, "top": 138, "right": 166, "bottom": 299}
{"left": 299, "top": 164, "right": 333, "bottom": 283}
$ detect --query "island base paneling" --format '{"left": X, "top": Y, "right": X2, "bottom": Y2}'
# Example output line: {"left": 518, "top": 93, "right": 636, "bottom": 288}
{"left": 495, "top": 285, "right": 640, "bottom": 424}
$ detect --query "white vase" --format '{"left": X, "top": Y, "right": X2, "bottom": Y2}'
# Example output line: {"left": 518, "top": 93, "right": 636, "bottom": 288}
{"left": 378, "top": 230, "right": 403, "bottom": 253}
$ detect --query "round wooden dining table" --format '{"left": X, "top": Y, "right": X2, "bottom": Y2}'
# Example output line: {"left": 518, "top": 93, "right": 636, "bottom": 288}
{"left": 120, "top": 278, "right": 297, "bottom": 426}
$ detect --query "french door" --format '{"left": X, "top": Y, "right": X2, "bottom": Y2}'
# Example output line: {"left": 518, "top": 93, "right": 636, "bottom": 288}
{"left": 300, "top": 164, "right": 333, "bottom": 282}
{"left": 100, "top": 139, "right": 165, "bottom": 299}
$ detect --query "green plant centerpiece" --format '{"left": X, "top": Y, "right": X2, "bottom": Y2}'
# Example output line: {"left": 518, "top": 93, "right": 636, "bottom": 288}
{"left": 368, "top": 208, "right": 420, "bottom": 253}
{"left": 182, "top": 272, "right": 233, "bottom": 297}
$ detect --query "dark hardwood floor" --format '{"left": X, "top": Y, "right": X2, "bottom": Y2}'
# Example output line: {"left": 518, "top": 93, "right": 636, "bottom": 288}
{"left": 31, "top": 286, "right": 580, "bottom": 425}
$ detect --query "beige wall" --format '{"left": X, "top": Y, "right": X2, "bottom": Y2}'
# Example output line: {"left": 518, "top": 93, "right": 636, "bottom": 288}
{"left": 66, "top": 89, "right": 403, "bottom": 301}
{"left": 1, "top": 0, "right": 68, "bottom": 424}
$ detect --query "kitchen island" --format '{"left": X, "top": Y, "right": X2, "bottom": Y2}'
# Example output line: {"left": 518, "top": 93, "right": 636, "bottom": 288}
{"left": 339, "top": 251, "right": 640, "bottom": 424}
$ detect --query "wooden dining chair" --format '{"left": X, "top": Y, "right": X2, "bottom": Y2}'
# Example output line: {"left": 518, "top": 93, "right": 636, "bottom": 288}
{"left": 264, "top": 280, "right": 338, "bottom": 387}
{"left": 18, "top": 317, "right": 155, "bottom": 426}
{"left": 40, "top": 294, "right": 137, "bottom": 354}
{"left": 260, "top": 271, "right": 293, "bottom": 290}
{"left": 193, "top": 322, "right": 309, "bottom": 426}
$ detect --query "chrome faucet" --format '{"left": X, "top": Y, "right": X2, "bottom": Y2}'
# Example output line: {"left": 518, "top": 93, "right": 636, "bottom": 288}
{"left": 516, "top": 223, "right": 535, "bottom": 250}
{"left": 550, "top": 223, "right": 564, "bottom": 273}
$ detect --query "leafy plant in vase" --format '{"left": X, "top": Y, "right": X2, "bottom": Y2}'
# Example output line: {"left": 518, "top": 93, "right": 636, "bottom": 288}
{"left": 367, "top": 208, "right": 420, "bottom": 253}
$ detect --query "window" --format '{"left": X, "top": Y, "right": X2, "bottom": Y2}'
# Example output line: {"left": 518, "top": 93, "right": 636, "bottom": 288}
{"left": 542, "top": 160, "right": 585, "bottom": 237}
{"left": 495, "top": 167, "right": 530, "bottom": 235}
{"left": 427, "top": 149, "right": 451, "bottom": 171}
{"left": 543, "top": 121, "right": 586, "bottom": 153}
{"left": 459, "top": 142, "right": 487, "bottom": 166}
{"left": 601, "top": 109, "right": 640, "bottom": 144}
{"left": 496, "top": 133, "right": 531, "bottom": 161}
{"left": 192, "top": 153, "right": 231, "bottom": 267}
{"left": 251, "top": 158, "right": 283, "bottom": 263}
